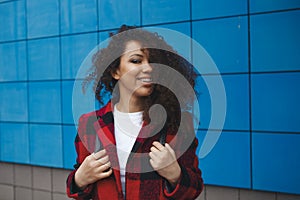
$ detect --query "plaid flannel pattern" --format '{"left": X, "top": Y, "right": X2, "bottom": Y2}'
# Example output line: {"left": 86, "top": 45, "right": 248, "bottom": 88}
{"left": 66, "top": 101, "right": 203, "bottom": 200}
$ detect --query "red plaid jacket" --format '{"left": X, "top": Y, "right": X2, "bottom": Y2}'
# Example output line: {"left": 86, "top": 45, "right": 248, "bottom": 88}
{"left": 66, "top": 101, "right": 203, "bottom": 199}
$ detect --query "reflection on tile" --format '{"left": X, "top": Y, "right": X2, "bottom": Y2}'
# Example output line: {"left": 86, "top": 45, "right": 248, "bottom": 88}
{"left": 28, "top": 37, "right": 60, "bottom": 80}
{"left": 0, "top": 1, "right": 25, "bottom": 41}
{"left": 26, "top": 0, "right": 59, "bottom": 38}
{"left": 0, "top": 41, "right": 27, "bottom": 82}
{"left": 60, "top": 0, "right": 97, "bottom": 34}
{"left": 29, "top": 81, "right": 61, "bottom": 123}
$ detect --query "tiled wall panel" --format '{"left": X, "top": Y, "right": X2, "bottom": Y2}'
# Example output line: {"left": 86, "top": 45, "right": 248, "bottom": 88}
{"left": 197, "top": 130, "right": 251, "bottom": 188}
{"left": 250, "top": 10, "right": 300, "bottom": 72}
{"left": 252, "top": 133, "right": 300, "bottom": 194}
{"left": 192, "top": 0, "right": 247, "bottom": 19}
{"left": 193, "top": 16, "right": 248, "bottom": 74}
{"left": 0, "top": 0, "right": 299, "bottom": 195}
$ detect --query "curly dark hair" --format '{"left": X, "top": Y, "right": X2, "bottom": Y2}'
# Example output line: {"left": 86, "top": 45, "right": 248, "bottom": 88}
{"left": 83, "top": 25, "right": 197, "bottom": 132}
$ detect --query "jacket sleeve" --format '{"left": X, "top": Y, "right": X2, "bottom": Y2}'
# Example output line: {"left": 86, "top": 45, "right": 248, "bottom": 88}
{"left": 163, "top": 113, "right": 204, "bottom": 199}
{"left": 66, "top": 114, "right": 95, "bottom": 199}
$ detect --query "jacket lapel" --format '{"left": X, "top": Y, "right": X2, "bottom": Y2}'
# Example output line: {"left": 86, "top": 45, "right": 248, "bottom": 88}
{"left": 93, "top": 102, "right": 123, "bottom": 197}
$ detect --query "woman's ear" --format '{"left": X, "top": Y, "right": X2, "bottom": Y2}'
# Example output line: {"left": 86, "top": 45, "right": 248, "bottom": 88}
{"left": 111, "top": 70, "right": 120, "bottom": 80}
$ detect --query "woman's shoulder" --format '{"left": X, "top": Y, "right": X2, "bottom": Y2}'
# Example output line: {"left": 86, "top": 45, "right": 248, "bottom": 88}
{"left": 78, "top": 101, "right": 113, "bottom": 123}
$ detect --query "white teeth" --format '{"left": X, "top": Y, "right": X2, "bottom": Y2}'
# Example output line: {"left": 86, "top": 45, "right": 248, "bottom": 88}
{"left": 139, "top": 78, "right": 152, "bottom": 82}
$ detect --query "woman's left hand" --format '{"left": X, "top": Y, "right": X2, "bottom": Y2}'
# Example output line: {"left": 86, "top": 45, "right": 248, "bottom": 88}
{"left": 149, "top": 141, "right": 181, "bottom": 187}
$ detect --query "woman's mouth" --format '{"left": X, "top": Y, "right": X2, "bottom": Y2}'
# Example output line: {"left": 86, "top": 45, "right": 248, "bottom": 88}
{"left": 137, "top": 77, "right": 152, "bottom": 83}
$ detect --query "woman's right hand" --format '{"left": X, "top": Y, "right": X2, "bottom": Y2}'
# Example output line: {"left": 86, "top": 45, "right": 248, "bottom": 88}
{"left": 74, "top": 149, "right": 112, "bottom": 189}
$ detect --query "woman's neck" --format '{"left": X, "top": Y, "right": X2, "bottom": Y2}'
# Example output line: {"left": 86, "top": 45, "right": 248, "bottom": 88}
{"left": 116, "top": 96, "right": 144, "bottom": 113}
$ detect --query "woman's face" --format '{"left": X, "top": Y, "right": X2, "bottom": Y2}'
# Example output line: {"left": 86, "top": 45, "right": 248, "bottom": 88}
{"left": 113, "top": 40, "right": 153, "bottom": 100}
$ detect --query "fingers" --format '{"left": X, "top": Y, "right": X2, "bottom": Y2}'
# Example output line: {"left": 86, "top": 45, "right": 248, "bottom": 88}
{"left": 97, "top": 155, "right": 109, "bottom": 165}
{"left": 152, "top": 141, "right": 165, "bottom": 151}
{"left": 165, "top": 143, "right": 176, "bottom": 159}
{"left": 98, "top": 168, "right": 113, "bottom": 179}
{"left": 92, "top": 149, "right": 107, "bottom": 160}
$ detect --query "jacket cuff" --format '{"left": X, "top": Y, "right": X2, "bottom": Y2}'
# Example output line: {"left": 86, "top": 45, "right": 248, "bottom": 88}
{"left": 163, "top": 167, "right": 189, "bottom": 198}
{"left": 68, "top": 174, "right": 94, "bottom": 198}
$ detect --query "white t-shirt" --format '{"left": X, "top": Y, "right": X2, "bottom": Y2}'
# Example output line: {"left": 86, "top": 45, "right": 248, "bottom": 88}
{"left": 113, "top": 105, "right": 143, "bottom": 195}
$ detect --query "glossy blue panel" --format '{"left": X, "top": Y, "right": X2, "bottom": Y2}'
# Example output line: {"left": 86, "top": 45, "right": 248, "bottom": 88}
{"left": 29, "top": 81, "right": 61, "bottom": 123}
{"left": 252, "top": 132, "right": 300, "bottom": 194}
{"left": 142, "top": 0, "right": 190, "bottom": 25}
{"left": 62, "top": 80, "right": 75, "bottom": 124}
{"left": 0, "top": 123, "right": 29, "bottom": 164}
{"left": 0, "top": 1, "right": 25, "bottom": 41}
{"left": 99, "top": 0, "right": 140, "bottom": 30}
{"left": 192, "top": 0, "right": 247, "bottom": 20}
{"left": 251, "top": 73, "right": 300, "bottom": 132}
{"left": 251, "top": 11, "right": 300, "bottom": 72}
{"left": 63, "top": 125, "right": 77, "bottom": 169}
{"left": 61, "top": 33, "right": 97, "bottom": 79}
{"left": 0, "top": 83, "right": 28, "bottom": 122}
{"left": 192, "top": 17, "right": 248, "bottom": 74}
{"left": 196, "top": 74, "right": 249, "bottom": 131}
{"left": 197, "top": 130, "right": 251, "bottom": 188}
{"left": 154, "top": 22, "right": 191, "bottom": 60}
{"left": 30, "top": 124, "right": 63, "bottom": 167}
{"left": 250, "top": 0, "right": 300, "bottom": 13}
{"left": 60, "top": 0, "right": 97, "bottom": 34}
{"left": 26, "top": 0, "right": 59, "bottom": 38}
{"left": 0, "top": 41, "right": 27, "bottom": 82}
{"left": 28, "top": 38, "right": 60, "bottom": 80}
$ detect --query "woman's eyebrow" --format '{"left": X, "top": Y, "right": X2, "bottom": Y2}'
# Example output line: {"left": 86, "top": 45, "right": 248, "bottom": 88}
{"left": 129, "top": 53, "right": 144, "bottom": 58}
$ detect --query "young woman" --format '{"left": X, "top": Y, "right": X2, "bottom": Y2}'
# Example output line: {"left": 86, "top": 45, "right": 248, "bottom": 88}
{"left": 66, "top": 25, "right": 203, "bottom": 200}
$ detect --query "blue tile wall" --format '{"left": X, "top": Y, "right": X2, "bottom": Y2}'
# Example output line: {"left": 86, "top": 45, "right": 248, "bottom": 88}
{"left": 0, "top": 0, "right": 25, "bottom": 42}
{"left": 250, "top": 0, "right": 300, "bottom": 13}
{"left": 60, "top": 0, "right": 98, "bottom": 34}
{"left": 26, "top": 0, "right": 59, "bottom": 38}
{"left": 30, "top": 124, "right": 63, "bottom": 167}
{"left": 142, "top": 0, "right": 190, "bottom": 25}
{"left": 252, "top": 132, "right": 300, "bottom": 194}
{"left": 62, "top": 80, "right": 75, "bottom": 124}
{"left": 192, "top": 0, "right": 247, "bottom": 20}
{"left": 0, "top": 41, "right": 27, "bottom": 82}
{"left": 197, "top": 130, "right": 251, "bottom": 188}
{"left": 251, "top": 10, "right": 300, "bottom": 72}
{"left": 0, "top": 83, "right": 28, "bottom": 122}
{"left": 251, "top": 72, "right": 300, "bottom": 133}
{"left": 99, "top": 0, "right": 140, "bottom": 30}
{"left": 154, "top": 22, "right": 191, "bottom": 60}
{"left": 0, "top": 123, "right": 29, "bottom": 164}
{"left": 61, "top": 33, "right": 98, "bottom": 79}
{"left": 28, "top": 81, "right": 61, "bottom": 123}
{"left": 192, "top": 16, "right": 248, "bottom": 74}
{"left": 196, "top": 74, "right": 249, "bottom": 131}
{"left": 0, "top": 0, "right": 299, "bottom": 195}
{"left": 28, "top": 37, "right": 61, "bottom": 80}
{"left": 63, "top": 125, "right": 77, "bottom": 169}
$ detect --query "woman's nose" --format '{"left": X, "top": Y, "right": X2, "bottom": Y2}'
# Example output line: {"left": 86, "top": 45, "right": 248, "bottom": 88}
{"left": 142, "top": 62, "right": 153, "bottom": 73}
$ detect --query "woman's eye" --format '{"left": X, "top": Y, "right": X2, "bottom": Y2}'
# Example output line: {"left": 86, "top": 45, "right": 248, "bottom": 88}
{"left": 130, "top": 59, "right": 142, "bottom": 64}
